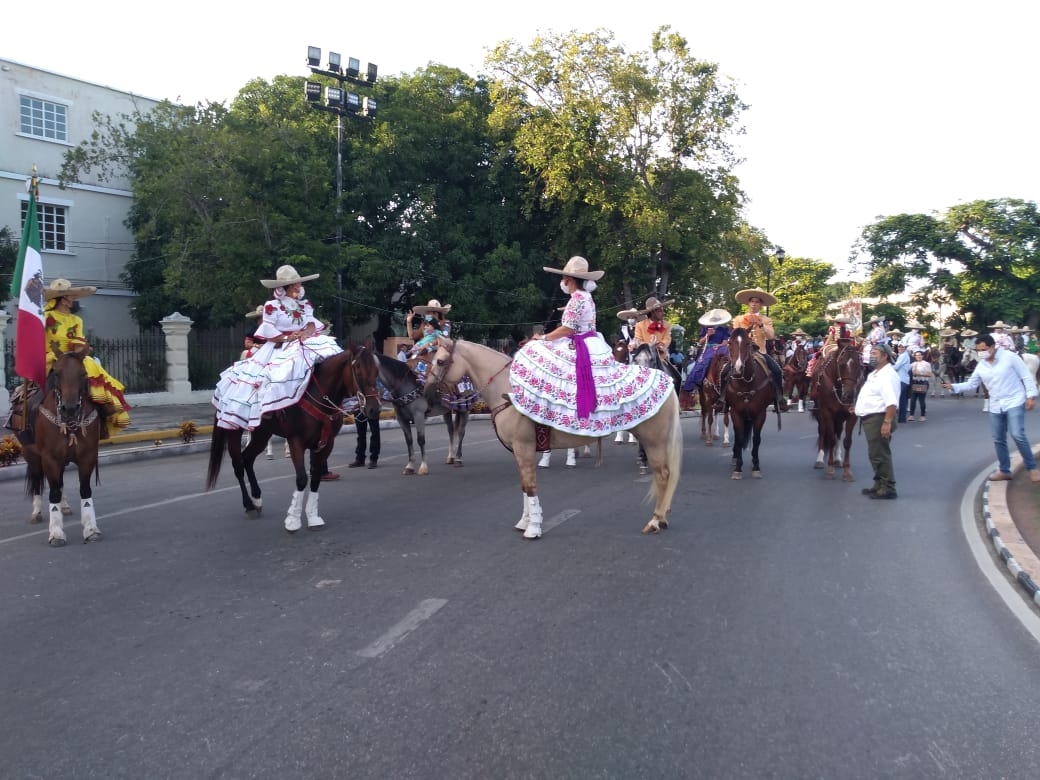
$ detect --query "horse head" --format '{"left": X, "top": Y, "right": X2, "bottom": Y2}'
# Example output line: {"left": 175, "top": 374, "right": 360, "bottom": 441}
{"left": 313, "top": 346, "right": 380, "bottom": 420}
{"left": 425, "top": 337, "right": 463, "bottom": 403}
{"left": 728, "top": 328, "right": 754, "bottom": 375}
{"left": 47, "top": 349, "right": 91, "bottom": 426}
{"left": 832, "top": 346, "right": 862, "bottom": 406}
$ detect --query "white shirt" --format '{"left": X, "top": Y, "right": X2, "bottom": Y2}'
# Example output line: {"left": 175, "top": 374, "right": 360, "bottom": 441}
{"left": 951, "top": 348, "right": 1038, "bottom": 412}
{"left": 992, "top": 330, "right": 1016, "bottom": 352}
{"left": 855, "top": 362, "right": 900, "bottom": 416}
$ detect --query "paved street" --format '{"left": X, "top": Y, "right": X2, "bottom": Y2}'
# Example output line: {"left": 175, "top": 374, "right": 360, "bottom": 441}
{"left": 1, "top": 399, "right": 1040, "bottom": 778}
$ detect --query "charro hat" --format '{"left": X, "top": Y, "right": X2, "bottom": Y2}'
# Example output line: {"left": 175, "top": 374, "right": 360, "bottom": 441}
{"left": 261, "top": 264, "right": 319, "bottom": 289}
{"left": 1020, "top": 326, "right": 1033, "bottom": 333}
{"left": 43, "top": 278, "right": 97, "bottom": 301}
{"left": 616, "top": 308, "right": 647, "bottom": 322}
{"left": 866, "top": 314, "right": 885, "bottom": 326}
{"left": 1009, "top": 325, "right": 1021, "bottom": 333}
{"left": 639, "top": 296, "right": 675, "bottom": 314}
{"left": 413, "top": 299, "right": 452, "bottom": 316}
{"left": 905, "top": 319, "right": 924, "bottom": 330}
{"left": 542, "top": 255, "right": 605, "bottom": 281}
{"left": 829, "top": 314, "right": 853, "bottom": 324}
{"left": 988, "top": 320, "right": 1010, "bottom": 329}
{"left": 790, "top": 327, "right": 809, "bottom": 337}
{"left": 698, "top": 308, "right": 732, "bottom": 326}
{"left": 960, "top": 328, "right": 978, "bottom": 337}
{"left": 886, "top": 328, "right": 903, "bottom": 337}
{"left": 734, "top": 287, "right": 776, "bottom": 306}
{"left": 245, "top": 304, "right": 264, "bottom": 319}
{"left": 939, "top": 327, "right": 958, "bottom": 337}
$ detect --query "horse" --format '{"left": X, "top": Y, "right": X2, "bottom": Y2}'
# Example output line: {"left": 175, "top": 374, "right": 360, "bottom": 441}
{"left": 375, "top": 353, "right": 470, "bottom": 475}
{"left": 205, "top": 346, "right": 380, "bottom": 533}
{"left": 810, "top": 343, "right": 862, "bottom": 481}
{"left": 698, "top": 350, "right": 731, "bottom": 447}
{"left": 782, "top": 343, "right": 811, "bottom": 411}
{"left": 23, "top": 349, "right": 102, "bottom": 546}
{"left": 610, "top": 340, "right": 641, "bottom": 445}
{"left": 424, "top": 338, "right": 683, "bottom": 537}
{"left": 1024, "top": 352, "right": 1040, "bottom": 385}
{"left": 723, "top": 328, "right": 781, "bottom": 479}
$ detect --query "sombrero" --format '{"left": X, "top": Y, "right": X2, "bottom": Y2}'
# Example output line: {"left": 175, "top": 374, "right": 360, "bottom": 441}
{"left": 790, "top": 327, "right": 809, "bottom": 337}
{"left": 413, "top": 299, "right": 452, "bottom": 316}
{"left": 245, "top": 304, "right": 264, "bottom": 319}
{"left": 829, "top": 314, "right": 853, "bottom": 325}
{"left": 1009, "top": 325, "right": 1021, "bottom": 333}
{"left": 1020, "top": 326, "right": 1034, "bottom": 334}
{"left": 886, "top": 329, "right": 904, "bottom": 337}
{"left": 616, "top": 308, "right": 647, "bottom": 322}
{"left": 939, "top": 328, "right": 958, "bottom": 337}
{"left": 261, "top": 264, "right": 319, "bottom": 289}
{"left": 866, "top": 315, "right": 885, "bottom": 326}
{"left": 960, "top": 328, "right": 978, "bottom": 337}
{"left": 988, "top": 320, "right": 1010, "bottom": 329}
{"left": 43, "top": 278, "right": 98, "bottom": 301}
{"left": 542, "top": 255, "right": 604, "bottom": 281}
{"left": 639, "top": 296, "right": 675, "bottom": 314}
{"left": 904, "top": 319, "right": 924, "bottom": 330}
{"left": 734, "top": 287, "right": 776, "bottom": 306}
{"left": 698, "top": 309, "right": 732, "bottom": 326}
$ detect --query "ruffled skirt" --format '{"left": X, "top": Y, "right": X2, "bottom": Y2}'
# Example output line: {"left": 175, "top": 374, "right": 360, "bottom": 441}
{"left": 84, "top": 357, "right": 131, "bottom": 432}
{"left": 509, "top": 335, "right": 673, "bottom": 435}
{"left": 212, "top": 336, "right": 341, "bottom": 430}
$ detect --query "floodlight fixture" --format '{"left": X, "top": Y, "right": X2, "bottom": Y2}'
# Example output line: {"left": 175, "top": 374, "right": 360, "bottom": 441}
{"left": 305, "top": 81, "right": 323, "bottom": 102}
{"left": 366, "top": 63, "right": 378, "bottom": 83}
{"left": 325, "top": 87, "right": 344, "bottom": 107}
{"left": 346, "top": 58, "right": 361, "bottom": 79}
{"left": 344, "top": 92, "right": 361, "bottom": 113}
{"left": 775, "top": 246, "right": 786, "bottom": 264}
{"left": 363, "top": 96, "right": 377, "bottom": 118}
{"left": 328, "top": 51, "right": 341, "bottom": 73}
{"left": 307, "top": 46, "right": 321, "bottom": 68}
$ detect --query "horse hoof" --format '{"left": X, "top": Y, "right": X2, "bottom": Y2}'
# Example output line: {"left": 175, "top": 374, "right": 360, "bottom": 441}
{"left": 731, "top": 472, "right": 742, "bottom": 480}
{"left": 403, "top": 466, "right": 415, "bottom": 475}
{"left": 453, "top": 460, "right": 464, "bottom": 467}
{"left": 641, "top": 521, "right": 661, "bottom": 534}
{"left": 29, "top": 515, "right": 42, "bottom": 525}
{"left": 418, "top": 464, "right": 430, "bottom": 476}
{"left": 445, "top": 457, "right": 455, "bottom": 465}
{"left": 824, "top": 472, "right": 835, "bottom": 480}
{"left": 83, "top": 532, "right": 102, "bottom": 543}
{"left": 752, "top": 471, "right": 762, "bottom": 479}
{"left": 284, "top": 528, "right": 299, "bottom": 535}
{"left": 48, "top": 537, "right": 67, "bottom": 547}
{"left": 813, "top": 462, "right": 824, "bottom": 470}
{"left": 843, "top": 474, "right": 855, "bottom": 483}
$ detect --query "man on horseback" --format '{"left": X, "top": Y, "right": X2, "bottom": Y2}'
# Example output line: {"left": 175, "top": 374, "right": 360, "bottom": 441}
{"left": 6, "top": 279, "right": 132, "bottom": 443}
{"left": 729, "top": 288, "right": 788, "bottom": 411}
{"left": 681, "top": 308, "right": 732, "bottom": 394}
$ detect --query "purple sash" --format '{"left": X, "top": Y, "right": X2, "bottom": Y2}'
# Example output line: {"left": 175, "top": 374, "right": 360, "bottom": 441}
{"left": 572, "top": 331, "right": 597, "bottom": 420}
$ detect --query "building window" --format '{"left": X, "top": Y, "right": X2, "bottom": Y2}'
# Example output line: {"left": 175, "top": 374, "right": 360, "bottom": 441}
{"left": 21, "top": 202, "right": 68, "bottom": 251}
{"left": 19, "top": 95, "right": 68, "bottom": 142}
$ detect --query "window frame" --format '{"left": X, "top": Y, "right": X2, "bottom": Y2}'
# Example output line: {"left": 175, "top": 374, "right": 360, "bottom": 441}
{"left": 17, "top": 90, "right": 72, "bottom": 144}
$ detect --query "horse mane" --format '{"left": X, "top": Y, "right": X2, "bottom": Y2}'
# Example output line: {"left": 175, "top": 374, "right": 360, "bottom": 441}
{"left": 377, "top": 352, "right": 418, "bottom": 382}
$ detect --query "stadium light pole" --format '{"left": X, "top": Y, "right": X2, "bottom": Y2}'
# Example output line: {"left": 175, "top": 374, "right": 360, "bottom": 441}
{"left": 766, "top": 245, "right": 785, "bottom": 314}
{"left": 304, "top": 46, "right": 379, "bottom": 341}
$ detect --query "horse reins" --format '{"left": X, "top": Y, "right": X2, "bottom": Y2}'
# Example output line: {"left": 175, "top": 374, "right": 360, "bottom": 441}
{"left": 297, "top": 346, "right": 379, "bottom": 448}
{"left": 39, "top": 387, "right": 98, "bottom": 448}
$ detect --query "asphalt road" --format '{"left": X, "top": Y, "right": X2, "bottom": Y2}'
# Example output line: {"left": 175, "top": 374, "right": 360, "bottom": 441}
{"left": 2, "top": 400, "right": 1040, "bottom": 779}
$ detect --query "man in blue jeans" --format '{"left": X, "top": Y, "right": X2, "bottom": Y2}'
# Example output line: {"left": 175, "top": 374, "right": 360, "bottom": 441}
{"left": 944, "top": 333, "right": 1040, "bottom": 483}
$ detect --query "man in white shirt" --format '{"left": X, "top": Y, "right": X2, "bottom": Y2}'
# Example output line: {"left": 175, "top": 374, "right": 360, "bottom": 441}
{"left": 944, "top": 333, "right": 1039, "bottom": 483}
{"left": 855, "top": 343, "right": 901, "bottom": 499}
{"left": 988, "top": 320, "right": 1016, "bottom": 352}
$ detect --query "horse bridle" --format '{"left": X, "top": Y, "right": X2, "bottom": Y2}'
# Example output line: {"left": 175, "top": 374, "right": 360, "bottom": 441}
{"left": 303, "top": 345, "right": 378, "bottom": 417}
{"left": 728, "top": 331, "right": 771, "bottom": 402}
{"left": 427, "top": 339, "right": 512, "bottom": 417}
{"left": 38, "top": 380, "right": 98, "bottom": 446}
{"left": 822, "top": 348, "right": 860, "bottom": 407}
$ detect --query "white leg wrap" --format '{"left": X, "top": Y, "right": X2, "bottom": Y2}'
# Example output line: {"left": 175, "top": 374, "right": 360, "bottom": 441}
{"left": 523, "top": 496, "right": 543, "bottom": 539}
{"left": 48, "top": 503, "right": 66, "bottom": 544}
{"left": 565, "top": 449, "right": 577, "bottom": 468}
{"left": 284, "top": 490, "right": 305, "bottom": 532}
{"left": 515, "top": 494, "right": 530, "bottom": 531}
{"left": 628, "top": 433, "right": 637, "bottom": 444}
{"left": 614, "top": 431, "right": 625, "bottom": 444}
{"left": 31, "top": 495, "right": 44, "bottom": 523}
{"left": 80, "top": 498, "right": 100, "bottom": 540}
{"left": 537, "top": 452, "right": 551, "bottom": 468}
{"left": 305, "top": 491, "right": 325, "bottom": 529}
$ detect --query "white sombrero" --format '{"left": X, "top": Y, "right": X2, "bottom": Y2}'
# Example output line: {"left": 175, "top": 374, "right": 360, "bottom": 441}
{"left": 960, "top": 328, "right": 978, "bottom": 337}
{"left": 866, "top": 315, "right": 885, "bottom": 326}
{"left": 412, "top": 299, "right": 452, "bottom": 316}
{"left": 616, "top": 308, "right": 647, "bottom": 322}
{"left": 905, "top": 319, "right": 925, "bottom": 330}
{"left": 829, "top": 314, "right": 853, "bottom": 325}
{"left": 698, "top": 309, "right": 732, "bottom": 326}
{"left": 988, "top": 320, "right": 1010, "bottom": 329}
{"left": 638, "top": 296, "right": 675, "bottom": 315}
{"left": 261, "top": 264, "right": 319, "bottom": 289}
{"left": 542, "top": 255, "right": 605, "bottom": 281}
{"left": 245, "top": 304, "right": 264, "bottom": 319}
{"left": 734, "top": 287, "right": 776, "bottom": 306}
{"left": 939, "top": 328, "right": 958, "bottom": 337}
{"left": 43, "top": 278, "right": 98, "bottom": 301}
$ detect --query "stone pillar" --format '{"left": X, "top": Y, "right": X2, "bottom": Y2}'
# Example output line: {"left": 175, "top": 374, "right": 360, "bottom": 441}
{"left": 160, "top": 312, "right": 194, "bottom": 399}
{"left": 0, "top": 310, "right": 9, "bottom": 418}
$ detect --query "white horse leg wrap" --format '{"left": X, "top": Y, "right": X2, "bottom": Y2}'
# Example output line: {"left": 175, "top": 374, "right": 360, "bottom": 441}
{"left": 305, "top": 491, "right": 325, "bottom": 529}
{"left": 48, "top": 503, "right": 66, "bottom": 544}
{"left": 284, "top": 490, "right": 305, "bottom": 532}
{"left": 614, "top": 431, "right": 625, "bottom": 443}
{"left": 523, "top": 496, "right": 543, "bottom": 539}
{"left": 565, "top": 449, "right": 577, "bottom": 468}
{"left": 80, "top": 498, "right": 100, "bottom": 539}
{"left": 31, "top": 495, "right": 43, "bottom": 523}
{"left": 515, "top": 494, "right": 530, "bottom": 531}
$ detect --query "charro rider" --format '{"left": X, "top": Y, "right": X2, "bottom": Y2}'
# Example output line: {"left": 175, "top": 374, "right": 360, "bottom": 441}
{"left": 806, "top": 313, "right": 855, "bottom": 381}
{"left": 405, "top": 298, "right": 478, "bottom": 411}
{"left": 6, "top": 278, "right": 132, "bottom": 442}
{"left": 729, "top": 287, "right": 787, "bottom": 410}
{"left": 406, "top": 299, "right": 452, "bottom": 342}
{"left": 509, "top": 255, "right": 673, "bottom": 435}
{"left": 631, "top": 296, "right": 674, "bottom": 361}
{"left": 681, "top": 308, "right": 732, "bottom": 394}
{"left": 212, "top": 264, "right": 341, "bottom": 430}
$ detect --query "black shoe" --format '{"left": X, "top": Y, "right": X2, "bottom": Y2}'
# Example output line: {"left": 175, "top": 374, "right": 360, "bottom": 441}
{"left": 348, "top": 459, "right": 365, "bottom": 468}
{"left": 861, "top": 487, "right": 877, "bottom": 496}
{"left": 869, "top": 490, "right": 898, "bottom": 500}
{"left": 367, "top": 460, "right": 378, "bottom": 469}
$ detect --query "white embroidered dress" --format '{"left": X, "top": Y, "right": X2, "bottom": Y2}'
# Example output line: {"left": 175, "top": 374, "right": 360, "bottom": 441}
{"left": 509, "top": 290, "right": 673, "bottom": 435}
{"left": 212, "top": 295, "right": 341, "bottom": 430}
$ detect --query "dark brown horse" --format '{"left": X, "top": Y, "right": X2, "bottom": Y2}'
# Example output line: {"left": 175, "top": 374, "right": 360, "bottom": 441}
{"left": 724, "top": 328, "right": 781, "bottom": 478}
{"left": 698, "top": 349, "right": 731, "bottom": 447}
{"left": 782, "top": 343, "right": 811, "bottom": 410}
{"left": 24, "top": 349, "right": 102, "bottom": 546}
{"left": 811, "top": 344, "right": 862, "bottom": 481}
{"left": 206, "top": 346, "right": 380, "bottom": 533}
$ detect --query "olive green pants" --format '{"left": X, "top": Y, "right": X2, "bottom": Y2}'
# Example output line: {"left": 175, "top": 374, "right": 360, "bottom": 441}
{"left": 862, "top": 413, "right": 897, "bottom": 492}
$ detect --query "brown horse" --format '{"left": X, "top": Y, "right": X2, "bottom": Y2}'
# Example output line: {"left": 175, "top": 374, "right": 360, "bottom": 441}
{"left": 425, "top": 339, "right": 683, "bottom": 537}
{"left": 810, "top": 343, "right": 862, "bottom": 481}
{"left": 782, "top": 343, "right": 811, "bottom": 410}
{"left": 206, "top": 346, "right": 380, "bottom": 533}
{"left": 724, "top": 328, "right": 781, "bottom": 478}
{"left": 24, "top": 349, "right": 102, "bottom": 546}
{"left": 698, "top": 349, "right": 731, "bottom": 446}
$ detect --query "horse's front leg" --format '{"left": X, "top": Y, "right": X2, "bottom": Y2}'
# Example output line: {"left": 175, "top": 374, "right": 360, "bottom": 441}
{"left": 76, "top": 459, "right": 101, "bottom": 543}
{"left": 45, "top": 462, "right": 67, "bottom": 546}
{"left": 515, "top": 443, "right": 542, "bottom": 540}
{"left": 730, "top": 422, "right": 744, "bottom": 479}
{"left": 415, "top": 415, "right": 429, "bottom": 476}
{"left": 443, "top": 412, "right": 456, "bottom": 465}
{"left": 283, "top": 445, "right": 313, "bottom": 533}
{"left": 451, "top": 412, "right": 467, "bottom": 466}
{"left": 841, "top": 416, "right": 856, "bottom": 482}
{"left": 750, "top": 415, "right": 765, "bottom": 478}
{"left": 230, "top": 429, "right": 261, "bottom": 514}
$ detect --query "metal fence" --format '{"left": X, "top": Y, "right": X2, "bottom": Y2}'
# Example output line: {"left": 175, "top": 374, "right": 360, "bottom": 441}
{"left": 189, "top": 326, "right": 248, "bottom": 390}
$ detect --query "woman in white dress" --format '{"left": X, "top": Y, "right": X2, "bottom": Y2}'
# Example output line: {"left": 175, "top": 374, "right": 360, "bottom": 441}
{"left": 213, "top": 265, "right": 341, "bottom": 431}
{"left": 509, "top": 256, "right": 673, "bottom": 435}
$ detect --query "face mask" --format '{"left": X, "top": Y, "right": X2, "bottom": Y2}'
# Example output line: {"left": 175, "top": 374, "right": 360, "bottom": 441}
{"left": 976, "top": 349, "right": 990, "bottom": 360}
{"left": 297, "top": 286, "right": 305, "bottom": 298}
{"left": 560, "top": 281, "right": 570, "bottom": 294}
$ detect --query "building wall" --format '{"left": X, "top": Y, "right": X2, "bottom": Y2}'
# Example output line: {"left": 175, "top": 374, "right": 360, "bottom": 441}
{"left": 0, "top": 58, "right": 159, "bottom": 337}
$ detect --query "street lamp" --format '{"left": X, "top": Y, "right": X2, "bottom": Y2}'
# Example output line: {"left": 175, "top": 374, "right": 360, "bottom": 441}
{"left": 304, "top": 45, "right": 379, "bottom": 341}
{"left": 765, "top": 245, "right": 785, "bottom": 314}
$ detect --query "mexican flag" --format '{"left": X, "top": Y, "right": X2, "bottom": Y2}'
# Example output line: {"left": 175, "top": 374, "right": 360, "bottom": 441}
{"left": 10, "top": 177, "right": 46, "bottom": 387}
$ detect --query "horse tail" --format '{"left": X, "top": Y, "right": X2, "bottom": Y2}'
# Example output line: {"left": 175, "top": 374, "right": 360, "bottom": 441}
{"left": 205, "top": 418, "right": 227, "bottom": 490}
{"left": 24, "top": 462, "right": 41, "bottom": 500}
{"left": 646, "top": 393, "right": 683, "bottom": 510}
{"left": 739, "top": 411, "right": 754, "bottom": 452}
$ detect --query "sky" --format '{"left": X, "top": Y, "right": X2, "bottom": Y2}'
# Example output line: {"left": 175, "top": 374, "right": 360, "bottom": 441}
{"left": 8, "top": 0, "right": 1038, "bottom": 281}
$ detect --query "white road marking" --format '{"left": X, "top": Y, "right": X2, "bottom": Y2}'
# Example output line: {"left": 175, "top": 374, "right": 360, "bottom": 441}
{"left": 541, "top": 509, "right": 581, "bottom": 534}
{"left": 357, "top": 598, "right": 448, "bottom": 658}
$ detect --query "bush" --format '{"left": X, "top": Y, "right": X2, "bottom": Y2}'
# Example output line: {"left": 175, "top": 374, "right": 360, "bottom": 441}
{"left": 0, "top": 435, "right": 22, "bottom": 467}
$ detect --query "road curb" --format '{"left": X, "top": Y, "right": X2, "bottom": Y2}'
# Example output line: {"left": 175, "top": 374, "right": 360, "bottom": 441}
{"left": 980, "top": 444, "right": 1040, "bottom": 607}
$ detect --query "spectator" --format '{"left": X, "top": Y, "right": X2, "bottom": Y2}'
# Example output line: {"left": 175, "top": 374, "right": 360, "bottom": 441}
{"left": 855, "top": 343, "right": 901, "bottom": 499}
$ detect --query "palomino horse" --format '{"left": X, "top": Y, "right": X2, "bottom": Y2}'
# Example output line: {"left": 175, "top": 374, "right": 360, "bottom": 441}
{"left": 425, "top": 339, "right": 683, "bottom": 537}
{"left": 723, "top": 328, "right": 781, "bottom": 479}
{"left": 810, "top": 343, "right": 862, "bottom": 481}
{"left": 206, "top": 346, "right": 380, "bottom": 533}
{"left": 782, "top": 343, "right": 811, "bottom": 411}
{"left": 375, "top": 352, "right": 470, "bottom": 475}
{"left": 698, "top": 350, "right": 731, "bottom": 447}
{"left": 24, "top": 349, "right": 102, "bottom": 546}
{"left": 1024, "top": 353, "right": 1040, "bottom": 385}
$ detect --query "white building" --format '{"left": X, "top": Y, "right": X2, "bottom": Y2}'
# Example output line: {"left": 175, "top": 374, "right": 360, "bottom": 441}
{"left": 1, "top": 58, "right": 159, "bottom": 338}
